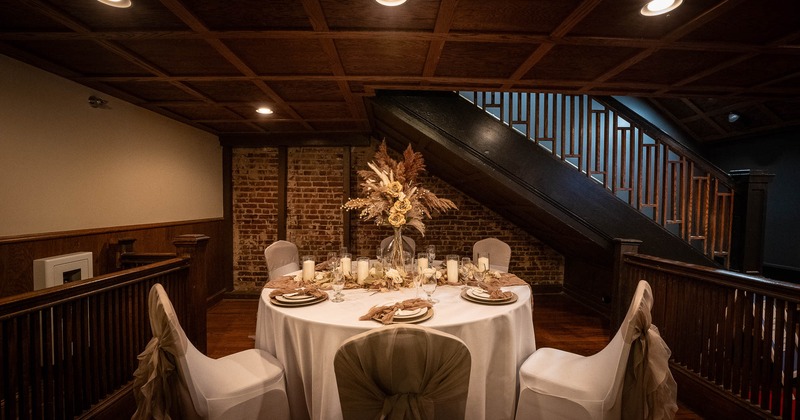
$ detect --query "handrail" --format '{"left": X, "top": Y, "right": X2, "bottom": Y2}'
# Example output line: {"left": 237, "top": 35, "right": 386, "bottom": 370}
{"left": 460, "top": 91, "right": 735, "bottom": 267}
{"left": 619, "top": 252, "right": 798, "bottom": 418}
{"left": 0, "top": 258, "right": 192, "bottom": 419}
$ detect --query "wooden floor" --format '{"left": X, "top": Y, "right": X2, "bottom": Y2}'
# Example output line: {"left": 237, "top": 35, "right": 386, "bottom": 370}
{"left": 206, "top": 292, "right": 703, "bottom": 418}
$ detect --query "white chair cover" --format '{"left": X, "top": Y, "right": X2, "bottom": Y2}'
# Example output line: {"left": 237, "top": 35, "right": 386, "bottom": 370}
{"left": 515, "top": 280, "right": 677, "bottom": 420}
{"left": 472, "top": 238, "right": 511, "bottom": 272}
{"left": 380, "top": 235, "right": 416, "bottom": 257}
{"left": 132, "top": 284, "right": 290, "bottom": 420}
{"left": 334, "top": 324, "right": 471, "bottom": 420}
{"left": 264, "top": 240, "right": 300, "bottom": 280}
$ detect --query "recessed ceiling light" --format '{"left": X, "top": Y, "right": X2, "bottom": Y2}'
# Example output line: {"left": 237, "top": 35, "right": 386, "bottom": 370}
{"left": 640, "top": 0, "right": 682, "bottom": 16}
{"left": 375, "top": 0, "right": 407, "bottom": 6}
{"left": 97, "top": 0, "right": 132, "bottom": 8}
{"left": 256, "top": 107, "right": 274, "bottom": 115}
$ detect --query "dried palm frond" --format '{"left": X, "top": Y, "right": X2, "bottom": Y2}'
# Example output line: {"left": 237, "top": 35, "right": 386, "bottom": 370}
{"left": 343, "top": 139, "right": 457, "bottom": 236}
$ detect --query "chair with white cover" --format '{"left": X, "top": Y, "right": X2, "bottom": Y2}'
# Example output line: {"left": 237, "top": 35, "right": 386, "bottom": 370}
{"left": 380, "top": 235, "right": 416, "bottom": 257}
{"left": 132, "top": 284, "right": 290, "bottom": 420}
{"left": 264, "top": 240, "right": 300, "bottom": 280}
{"left": 472, "top": 237, "right": 511, "bottom": 272}
{"left": 334, "top": 324, "right": 472, "bottom": 420}
{"left": 514, "top": 280, "right": 677, "bottom": 420}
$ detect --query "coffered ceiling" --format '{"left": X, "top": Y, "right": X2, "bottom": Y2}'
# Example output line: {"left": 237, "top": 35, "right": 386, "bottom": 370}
{"left": 1, "top": 0, "right": 798, "bottom": 143}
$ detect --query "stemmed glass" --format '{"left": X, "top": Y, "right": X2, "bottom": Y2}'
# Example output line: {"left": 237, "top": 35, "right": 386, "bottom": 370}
{"left": 327, "top": 251, "right": 338, "bottom": 271}
{"left": 331, "top": 262, "right": 345, "bottom": 303}
{"left": 426, "top": 245, "right": 436, "bottom": 266}
{"left": 421, "top": 271, "right": 438, "bottom": 304}
{"left": 460, "top": 257, "right": 473, "bottom": 289}
{"left": 475, "top": 252, "right": 490, "bottom": 284}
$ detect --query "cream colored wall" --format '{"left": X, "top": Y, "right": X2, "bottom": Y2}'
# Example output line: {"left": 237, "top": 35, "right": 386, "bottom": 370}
{"left": 0, "top": 55, "right": 223, "bottom": 237}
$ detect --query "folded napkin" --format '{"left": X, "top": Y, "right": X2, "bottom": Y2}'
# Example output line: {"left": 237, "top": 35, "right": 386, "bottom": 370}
{"left": 264, "top": 276, "right": 302, "bottom": 290}
{"left": 495, "top": 272, "right": 528, "bottom": 286}
{"left": 359, "top": 298, "right": 433, "bottom": 324}
{"left": 477, "top": 282, "right": 515, "bottom": 300}
{"left": 268, "top": 284, "right": 327, "bottom": 300}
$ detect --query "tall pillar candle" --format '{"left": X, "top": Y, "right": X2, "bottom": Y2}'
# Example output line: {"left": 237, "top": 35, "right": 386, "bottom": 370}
{"left": 302, "top": 256, "right": 315, "bottom": 281}
{"left": 477, "top": 254, "right": 490, "bottom": 272}
{"left": 446, "top": 255, "right": 459, "bottom": 284}
{"left": 340, "top": 253, "right": 352, "bottom": 277}
{"left": 356, "top": 257, "right": 369, "bottom": 284}
{"left": 417, "top": 252, "right": 429, "bottom": 272}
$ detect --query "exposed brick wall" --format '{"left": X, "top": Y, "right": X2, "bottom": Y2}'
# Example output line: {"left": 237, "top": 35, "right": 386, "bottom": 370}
{"left": 232, "top": 148, "right": 279, "bottom": 293}
{"left": 231, "top": 141, "right": 564, "bottom": 293}
{"left": 286, "top": 147, "right": 346, "bottom": 258}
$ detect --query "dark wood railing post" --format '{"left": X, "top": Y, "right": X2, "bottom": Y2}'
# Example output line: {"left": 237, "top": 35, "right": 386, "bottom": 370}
{"left": 173, "top": 234, "right": 210, "bottom": 353}
{"left": 612, "top": 238, "right": 642, "bottom": 333}
{"left": 106, "top": 237, "right": 136, "bottom": 272}
{"left": 729, "top": 169, "right": 774, "bottom": 275}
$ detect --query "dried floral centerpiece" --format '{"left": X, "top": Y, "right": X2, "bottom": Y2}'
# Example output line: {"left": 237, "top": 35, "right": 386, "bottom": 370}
{"left": 344, "top": 141, "right": 457, "bottom": 282}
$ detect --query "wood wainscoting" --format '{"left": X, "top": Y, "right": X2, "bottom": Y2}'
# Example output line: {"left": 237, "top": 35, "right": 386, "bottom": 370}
{"left": 0, "top": 219, "right": 228, "bottom": 302}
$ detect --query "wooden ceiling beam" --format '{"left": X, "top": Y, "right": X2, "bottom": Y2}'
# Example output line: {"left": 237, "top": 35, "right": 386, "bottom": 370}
{"left": 421, "top": 0, "right": 459, "bottom": 80}
{"left": 157, "top": 0, "right": 308, "bottom": 130}
{"left": 586, "top": 0, "right": 747, "bottom": 91}
{"left": 300, "top": 0, "right": 364, "bottom": 125}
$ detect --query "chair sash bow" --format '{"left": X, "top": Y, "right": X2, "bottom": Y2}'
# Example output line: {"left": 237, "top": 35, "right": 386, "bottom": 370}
{"left": 622, "top": 306, "right": 678, "bottom": 420}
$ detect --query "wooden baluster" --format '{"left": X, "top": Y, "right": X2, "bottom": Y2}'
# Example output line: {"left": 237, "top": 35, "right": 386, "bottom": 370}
{"left": 779, "top": 303, "right": 796, "bottom": 418}
{"left": 770, "top": 300, "right": 786, "bottom": 414}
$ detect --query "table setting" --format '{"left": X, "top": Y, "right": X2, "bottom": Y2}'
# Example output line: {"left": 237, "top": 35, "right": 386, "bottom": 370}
{"left": 254, "top": 142, "right": 537, "bottom": 420}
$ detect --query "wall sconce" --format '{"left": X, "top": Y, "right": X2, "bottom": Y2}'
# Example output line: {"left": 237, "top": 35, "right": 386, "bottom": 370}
{"left": 88, "top": 95, "right": 109, "bottom": 109}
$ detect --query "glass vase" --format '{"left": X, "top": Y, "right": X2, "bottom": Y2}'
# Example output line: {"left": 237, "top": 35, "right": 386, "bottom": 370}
{"left": 386, "top": 227, "right": 407, "bottom": 279}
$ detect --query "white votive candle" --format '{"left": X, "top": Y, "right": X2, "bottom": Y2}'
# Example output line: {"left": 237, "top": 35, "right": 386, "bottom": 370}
{"left": 478, "top": 256, "right": 490, "bottom": 272}
{"left": 302, "top": 259, "right": 315, "bottom": 281}
{"left": 417, "top": 257, "right": 428, "bottom": 272}
{"left": 357, "top": 257, "right": 369, "bottom": 284}
{"left": 446, "top": 259, "right": 459, "bottom": 284}
{"left": 340, "top": 255, "right": 351, "bottom": 276}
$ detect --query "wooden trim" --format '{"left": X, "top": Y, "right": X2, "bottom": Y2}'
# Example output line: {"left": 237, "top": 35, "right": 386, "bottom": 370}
{"left": 76, "top": 382, "right": 135, "bottom": 420}
{"left": 670, "top": 363, "right": 776, "bottom": 419}
{"left": 0, "top": 218, "right": 224, "bottom": 245}
{"left": 343, "top": 146, "right": 351, "bottom": 251}
{"left": 278, "top": 146, "right": 288, "bottom": 240}
{"left": 207, "top": 287, "right": 227, "bottom": 306}
{"left": 219, "top": 133, "right": 370, "bottom": 148}
{"left": 222, "top": 145, "right": 234, "bottom": 294}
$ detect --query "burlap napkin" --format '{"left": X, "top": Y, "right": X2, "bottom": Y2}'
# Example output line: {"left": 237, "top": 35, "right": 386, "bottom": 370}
{"left": 359, "top": 298, "right": 433, "bottom": 324}
{"left": 268, "top": 283, "right": 327, "bottom": 300}
{"left": 495, "top": 272, "right": 528, "bottom": 286}
{"left": 477, "top": 282, "right": 515, "bottom": 300}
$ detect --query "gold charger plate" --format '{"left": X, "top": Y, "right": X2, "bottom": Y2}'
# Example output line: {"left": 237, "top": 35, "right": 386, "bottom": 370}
{"left": 460, "top": 288, "right": 518, "bottom": 305}
{"left": 270, "top": 293, "right": 328, "bottom": 307}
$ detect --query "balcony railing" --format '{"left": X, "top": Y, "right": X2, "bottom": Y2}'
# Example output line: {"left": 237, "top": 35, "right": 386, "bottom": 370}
{"left": 460, "top": 91, "right": 734, "bottom": 267}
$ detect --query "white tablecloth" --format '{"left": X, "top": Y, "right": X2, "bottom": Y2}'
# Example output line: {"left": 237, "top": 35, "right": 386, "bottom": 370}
{"left": 255, "top": 284, "right": 536, "bottom": 420}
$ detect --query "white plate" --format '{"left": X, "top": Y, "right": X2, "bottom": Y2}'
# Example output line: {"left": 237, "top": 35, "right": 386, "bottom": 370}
{"left": 276, "top": 294, "right": 318, "bottom": 303}
{"left": 467, "top": 288, "right": 492, "bottom": 299}
{"left": 378, "top": 301, "right": 427, "bottom": 319}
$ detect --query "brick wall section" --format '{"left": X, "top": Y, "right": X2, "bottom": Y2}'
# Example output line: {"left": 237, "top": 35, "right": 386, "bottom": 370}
{"left": 232, "top": 148, "right": 279, "bottom": 293}
{"left": 231, "top": 141, "right": 564, "bottom": 293}
{"left": 286, "top": 147, "right": 346, "bottom": 258}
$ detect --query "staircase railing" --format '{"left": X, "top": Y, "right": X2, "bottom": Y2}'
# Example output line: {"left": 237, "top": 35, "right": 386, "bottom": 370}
{"left": 460, "top": 91, "right": 735, "bottom": 267}
{"left": 618, "top": 249, "right": 799, "bottom": 419}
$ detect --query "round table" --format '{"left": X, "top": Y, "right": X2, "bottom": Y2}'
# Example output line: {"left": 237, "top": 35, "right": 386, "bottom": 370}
{"left": 255, "top": 283, "right": 536, "bottom": 420}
